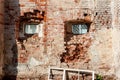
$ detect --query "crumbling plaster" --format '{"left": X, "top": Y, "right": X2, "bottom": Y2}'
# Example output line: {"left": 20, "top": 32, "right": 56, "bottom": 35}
{"left": 2, "top": 0, "right": 120, "bottom": 79}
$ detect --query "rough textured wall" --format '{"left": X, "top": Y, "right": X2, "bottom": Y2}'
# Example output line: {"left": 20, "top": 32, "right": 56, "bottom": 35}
{"left": 47, "top": 0, "right": 114, "bottom": 75}
{"left": 4, "top": 0, "right": 47, "bottom": 78}
{"left": 0, "top": 0, "right": 4, "bottom": 78}
{"left": 47, "top": 0, "right": 94, "bottom": 61}
{"left": 112, "top": 0, "right": 120, "bottom": 79}
{"left": 3, "top": 0, "right": 119, "bottom": 79}
{"left": 113, "top": 28, "right": 120, "bottom": 80}
{"left": 90, "top": 0, "right": 114, "bottom": 75}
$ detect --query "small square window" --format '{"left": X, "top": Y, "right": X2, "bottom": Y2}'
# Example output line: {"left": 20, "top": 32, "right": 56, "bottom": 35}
{"left": 65, "top": 20, "right": 91, "bottom": 35}
{"left": 72, "top": 24, "right": 88, "bottom": 34}
{"left": 22, "top": 23, "right": 43, "bottom": 37}
{"left": 24, "top": 24, "right": 38, "bottom": 34}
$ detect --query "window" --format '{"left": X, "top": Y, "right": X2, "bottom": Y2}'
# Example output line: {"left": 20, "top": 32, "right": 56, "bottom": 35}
{"left": 22, "top": 23, "right": 43, "bottom": 37}
{"left": 24, "top": 24, "right": 38, "bottom": 34}
{"left": 65, "top": 19, "right": 91, "bottom": 35}
{"left": 72, "top": 24, "right": 88, "bottom": 34}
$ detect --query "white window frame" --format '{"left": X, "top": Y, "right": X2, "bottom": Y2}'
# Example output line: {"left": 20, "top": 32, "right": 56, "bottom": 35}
{"left": 24, "top": 24, "right": 38, "bottom": 34}
{"left": 23, "top": 23, "right": 43, "bottom": 37}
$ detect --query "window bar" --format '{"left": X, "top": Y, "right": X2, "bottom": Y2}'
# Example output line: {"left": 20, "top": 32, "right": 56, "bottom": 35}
{"left": 78, "top": 71, "right": 80, "bottom": 80}
{"left": 63, "top": 69, "right": 66, "bottom": 80}
{"left": 92, "top": 71, "right": 95, "bottom": 80}
{"left": 48, "top": 68, "right": 50, "bottom": 80}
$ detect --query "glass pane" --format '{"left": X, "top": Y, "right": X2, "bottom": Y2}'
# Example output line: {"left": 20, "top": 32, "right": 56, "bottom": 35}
{"left": 25, "top": 24, "right": 37, "bottom": 34}
{"left": 82, "top": 28, "right": 87, "bottom": 34}
{"left": 72, "top": 24, "right": 88, "bottom": 34}
{"left": 72, "top": 25, "right": 80, "bottom": 34}
{"left": 78, "top": 24, "right": 82, "bottom": 34}
{"left": 81, "top": 24, "right": 87, "bottom": 34}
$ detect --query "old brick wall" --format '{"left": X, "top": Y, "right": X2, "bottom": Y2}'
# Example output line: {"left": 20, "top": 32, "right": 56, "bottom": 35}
{"left": 47, "top": 0, "right": 114, "bottom": 76}
{"left": 3, "top": 0, "right": 120, "bottom": 79}
{"left": 46, "top": 0, "right": 94, "bottom": 64}
{"left": 0, "top": 0, "right": 4, "bottom": 78}
{"left": 4, "top": 0, "right": 47, "bottom": 77}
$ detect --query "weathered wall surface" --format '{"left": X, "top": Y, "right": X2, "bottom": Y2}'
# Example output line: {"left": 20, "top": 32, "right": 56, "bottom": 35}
{"left": 0, "top": 0, "right": 4, "bottom": 79}
{"left": 90, "top": 0, "right": 114, "bottom": 75}
{"left": 112, "top": 28, "right": 120, "bottom": 80}
{"left": 3, "top": 0, "right": 119, "bottom": 79}
{"left": 112, "top": 0, "right": 120, "bottom": 79}
{"left": 47, "top": 0, "right": 114, "bottom": 76}
{"left": 4, "top": 0, "right": 47, "bottom": 78}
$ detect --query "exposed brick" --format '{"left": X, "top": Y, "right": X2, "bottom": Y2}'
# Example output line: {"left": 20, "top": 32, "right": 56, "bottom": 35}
{"left": 2, "top": 0, "right": 120, "bottom": 80}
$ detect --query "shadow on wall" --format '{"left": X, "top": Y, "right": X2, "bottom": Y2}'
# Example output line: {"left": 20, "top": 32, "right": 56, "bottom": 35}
{"left": 3, "top": 0, "right": 20, "bottom": 80}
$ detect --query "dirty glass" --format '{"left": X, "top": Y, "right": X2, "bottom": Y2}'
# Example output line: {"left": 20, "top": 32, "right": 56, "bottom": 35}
{"left": 25, "top": 24, "right": 38, "bottom": 34}
{"left": 72, "top": 24, "right": 87, "bottom": 34}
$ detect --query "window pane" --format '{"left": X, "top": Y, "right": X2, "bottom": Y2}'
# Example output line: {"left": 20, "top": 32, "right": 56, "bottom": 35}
{"left": 25, "top": 24, "right": 37, "bottom": 34}
{"left": 82, "top": 28, "right": 87, "bottom": 34}
{"left": 72, "top": 24, "right": 88, "bottom": 34}
{"left": 81, "top": 24, "right": 87, "bottom": 34}
{"left": 72, "top": 25, "right": 80, "bottom": 34}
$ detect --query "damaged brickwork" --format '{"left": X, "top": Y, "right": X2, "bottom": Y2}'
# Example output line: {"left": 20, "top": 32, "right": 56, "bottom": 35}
{"left": 61, "top": 34, "right": 92, "bottom": 63}
{"left": 60, "top": 19, "right": 92, "bottom": 63}
{"left": 2, "top": 0, "right": 120, "bottom": 80}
